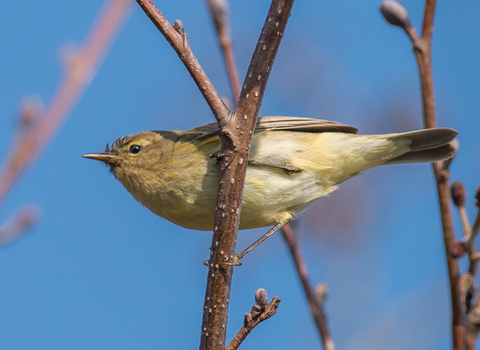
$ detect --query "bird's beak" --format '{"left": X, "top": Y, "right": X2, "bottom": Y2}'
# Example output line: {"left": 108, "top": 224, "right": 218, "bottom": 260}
{"left": 82, "top": 152, "right": 122, "bottom": 164}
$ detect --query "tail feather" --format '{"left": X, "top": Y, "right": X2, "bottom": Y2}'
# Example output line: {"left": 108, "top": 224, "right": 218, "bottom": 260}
{"left": 387, "top": 143, "right": 458, "bottom": 164}
{"left": 378, "top": 128, "right": 457, "bottom": 151}
{"left": 380, "top": 128, "right": 458, "bottom": 164}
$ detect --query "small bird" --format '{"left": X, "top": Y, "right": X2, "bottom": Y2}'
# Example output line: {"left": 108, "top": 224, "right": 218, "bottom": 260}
{"left": 83, "top": 116, "right": 457, "bottom": 262}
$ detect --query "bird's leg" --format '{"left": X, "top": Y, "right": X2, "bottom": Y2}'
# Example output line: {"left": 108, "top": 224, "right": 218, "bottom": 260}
{"left": 232, "top": 212, "right": 293, "bottom": 266}
{"left": 248, "top": 159, "right": 302, "bottom": 174}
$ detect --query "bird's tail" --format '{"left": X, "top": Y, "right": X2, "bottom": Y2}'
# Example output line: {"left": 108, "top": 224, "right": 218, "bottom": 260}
{"left": 378, "top": 128, "right": 458, "bottom": 164}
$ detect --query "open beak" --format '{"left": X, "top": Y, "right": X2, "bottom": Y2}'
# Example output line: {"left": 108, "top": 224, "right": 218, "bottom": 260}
{"left": 82, "top": 152, "right": 122, "bottom": 164}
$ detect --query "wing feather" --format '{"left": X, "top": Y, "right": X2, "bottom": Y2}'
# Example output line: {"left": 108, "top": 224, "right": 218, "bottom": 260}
{"left": 180, "top": 116, "right": 357, "bottom": 143}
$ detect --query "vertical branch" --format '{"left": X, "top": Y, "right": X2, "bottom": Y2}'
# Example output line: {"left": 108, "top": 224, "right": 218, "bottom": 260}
{"left": 415, "top": 5, "right": 436, "bottom": 130}
{"left": 421, "top": 0, "right": 437, "bottom": 43}
{"left": 0, "top": 0, "right": 133, "bottom": 207}
{"left": 381, "top": 1, "right": 463, "bottom": 348}
{"left": 204, "top": 1, "right": 332, "bottom": 347}
{"left": 134, "top": 1, "right": 295, "bottom": 348}
{"left": 201, "top": 1, "right": 295, "bottom": 349}
{"left": 414, "top": 2, "right": 464, "bottom": 348}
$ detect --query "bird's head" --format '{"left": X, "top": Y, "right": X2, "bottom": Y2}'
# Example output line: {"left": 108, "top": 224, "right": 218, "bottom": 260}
{"left": 82, "top": 131, "right": 178, "bottom": 187}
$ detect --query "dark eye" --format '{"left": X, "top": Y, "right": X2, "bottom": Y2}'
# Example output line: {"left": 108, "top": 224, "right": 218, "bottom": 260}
{"left": 129, "top": 144, "right": 142, "bottom": 154}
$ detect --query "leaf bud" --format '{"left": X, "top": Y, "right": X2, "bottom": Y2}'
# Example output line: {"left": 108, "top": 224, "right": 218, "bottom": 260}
{"left": 448, "top": 240, "right": 467, "bottom": 259}
{"left": 255, "top": 288, "right": 268, "bottom": 308}
{"left": 451, "top": 181, "right": 466, "bottom": 207}
{"left": 380, "top": 1, "right": 412, "bottom": 31}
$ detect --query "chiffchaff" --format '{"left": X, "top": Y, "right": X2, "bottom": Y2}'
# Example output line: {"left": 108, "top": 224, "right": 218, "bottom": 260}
{"left": 83, "top": 117, "right": 456, "bottom": 261}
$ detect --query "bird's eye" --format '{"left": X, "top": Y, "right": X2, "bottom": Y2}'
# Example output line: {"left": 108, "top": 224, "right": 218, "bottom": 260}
{"left": 129, "top": 144, "right": 142, "bottom": 154}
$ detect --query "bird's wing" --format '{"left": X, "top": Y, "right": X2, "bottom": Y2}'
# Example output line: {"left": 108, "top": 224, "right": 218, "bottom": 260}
{"left": 254, "top": 116, "right": 358, "bottom": 134}
{"left": 181, "top": 116, "right": 358, "bottom": 143}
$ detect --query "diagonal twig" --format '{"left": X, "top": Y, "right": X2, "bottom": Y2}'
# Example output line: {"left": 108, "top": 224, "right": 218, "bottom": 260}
{"left": 281, "top": 224, "right": 335, "bottom": 350}
{"left": 226, "top": 289, "right": 280, "bottom": 350}
{"left": 204, "top": 0, "right": 241, "bottom": 104}
{"left": 134, "top": 0, "right": 231, "bottom": 125}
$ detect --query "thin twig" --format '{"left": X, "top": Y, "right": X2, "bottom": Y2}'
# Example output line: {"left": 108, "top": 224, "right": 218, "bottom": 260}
{"left": 471, "top": 209, "right": 480, "bottom": 241}
{"left": 413, "top": 1, "right": 464, "bottom": 348}
{"left": 226, "top": 295, "right": 281, "bottom": 350}
{"left": 134, "top": 0, "right": 231, "bottom": 125}
{"left": 204, "top": 0, "right": 241, "bottom": 103}
{"left": 421, "top": 0, "right": 436, "bottom": 43}
{"left": 381, "top": 1, "right": 463, "bottom": 347}
{"left": 281, "top": 224, "right": 335, "bottom": 350}
{"left": 0, "top": 0, "right": 132, "bottom": 208}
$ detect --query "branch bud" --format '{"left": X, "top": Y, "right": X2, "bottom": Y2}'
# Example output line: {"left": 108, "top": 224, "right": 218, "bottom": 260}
{"left": 380, "top": 1, "right": 412, "bottom": 31}
{"left": 451, "top": 181, "right": 466, "bottom": 207}
{"left": 448, "top": 240, "right": 467, "bottom": 259}
{"left": 173, "top": 19, "right": 184, "bottom": 35}
{"left": 314, "top": 283, "right": 329, "bottom": 307}
{"left": 255, "top": 288, "right": 268, "bottom": 309}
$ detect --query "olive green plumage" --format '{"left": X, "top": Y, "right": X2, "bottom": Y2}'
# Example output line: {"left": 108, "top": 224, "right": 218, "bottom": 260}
{"left": 83, "top": 116, "right": 457, "bottom": 231}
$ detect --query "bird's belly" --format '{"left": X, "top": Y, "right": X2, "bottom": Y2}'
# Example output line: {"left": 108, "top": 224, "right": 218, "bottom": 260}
{"left": 149, "top": 166, "right": 333, "bottom": 231}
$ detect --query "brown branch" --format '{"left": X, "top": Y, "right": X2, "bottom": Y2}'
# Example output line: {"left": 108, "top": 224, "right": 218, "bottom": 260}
{"left": 204, "top": 0, "right": 241, "bottom": 104}
{"left": 134, "top": 0, "right": 231, "bottom": 125}
{"left": 381, "top": 1, "right": 463, "bottom": 348}
{"left": 414, "top": 4, "right": 464, "bottom": 349}
{"left": 226, "top": 290, "right": 280, "bottom": 350}
{"left": 281, "top": 224, "right": 335, "bottom": 350}
{"left": 421, "top": 0, "right": 437, "bottom": 43}
{"left": 135, "top": 0, "right": 294, "bottom": 348}
{"left": 414, "top": 1, "right": 463, "bottom": 349}
{"left": 0, "top": 0, "right": 132, "bottom": 208}
{"left": 200, "top": 1, "right": 295, "bottom": 349}
{"left": 205, "top": 1, "right": 331, "bottom": 347}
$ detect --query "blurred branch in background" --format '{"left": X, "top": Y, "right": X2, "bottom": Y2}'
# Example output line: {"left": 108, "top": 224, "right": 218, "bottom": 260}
{"left": 381, "top": 1, "right": 465, "bottom": 349}
{"left": 204, "top": 0, "right": 241, "bottom": 104}
{"left": 0, "top": 0, "right": 132, "bottom": 242}
{"left": 281, "top": 224, "right": 334, "bottom": 350}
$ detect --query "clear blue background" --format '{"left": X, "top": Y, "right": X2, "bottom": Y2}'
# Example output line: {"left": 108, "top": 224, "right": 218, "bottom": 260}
{"left": 1, "top": 1, "right": 479, "bottom": 349}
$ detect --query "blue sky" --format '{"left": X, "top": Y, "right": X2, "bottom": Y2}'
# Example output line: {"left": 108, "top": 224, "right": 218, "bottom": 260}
{"left": 1, "top": 1, "right": 479, "bottom": 349}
